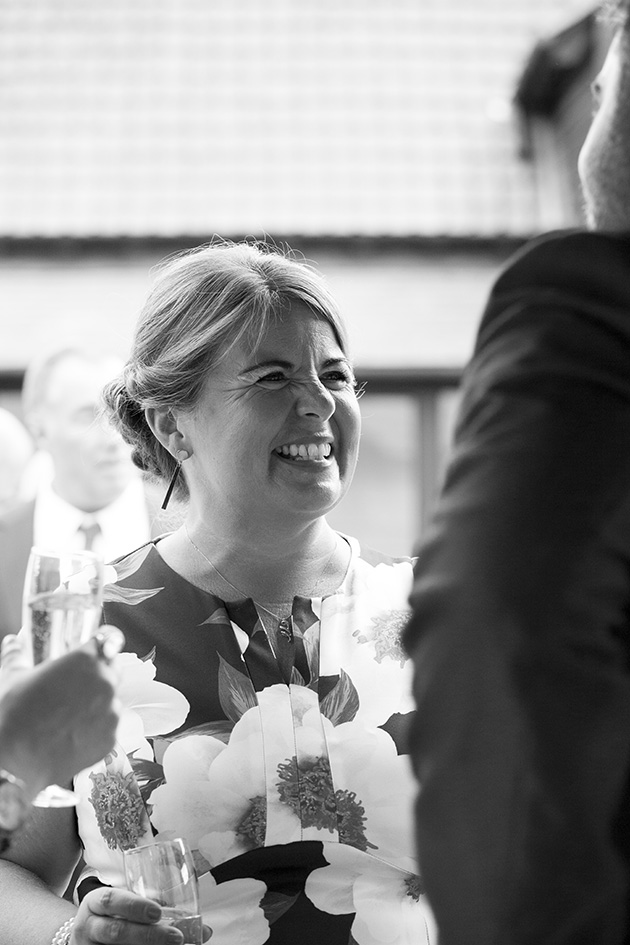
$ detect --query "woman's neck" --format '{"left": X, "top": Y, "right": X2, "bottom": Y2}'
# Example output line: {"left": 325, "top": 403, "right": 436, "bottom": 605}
{"left": 159, "top": 514, "right": 349, "bottom": 603}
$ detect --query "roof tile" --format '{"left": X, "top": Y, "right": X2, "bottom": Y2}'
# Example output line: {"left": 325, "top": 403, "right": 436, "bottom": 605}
{"left": 0, "top": 0, "right": 597, "bottom": 238}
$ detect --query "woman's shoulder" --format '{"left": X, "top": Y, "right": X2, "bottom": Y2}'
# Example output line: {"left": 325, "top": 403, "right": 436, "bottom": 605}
{"left": 339, "top": 533, "right": 416, "bottom": 606}
{"left": 105, "top": 539, "right": 163, "bottom": 582}
{"left": 357, "top": 545, "right": 415, "bottom": 569}
{"left": 103, "top": 537, "right": 226, "bottom": 616}
{"left": 340, "top": 532, "right": 415, "bottom": 569}
{"left": 103, "top": 538, "right": 191, "bottom": 604}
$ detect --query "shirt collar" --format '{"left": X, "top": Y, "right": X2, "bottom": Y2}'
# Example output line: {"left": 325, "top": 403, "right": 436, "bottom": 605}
{"left": 33, "top": 473, "right": 151, "bottom": 560}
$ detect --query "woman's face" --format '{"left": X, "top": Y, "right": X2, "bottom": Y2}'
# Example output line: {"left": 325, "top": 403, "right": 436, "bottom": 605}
{"left": 178, "top": 302, "right": 361, "bottom": 528}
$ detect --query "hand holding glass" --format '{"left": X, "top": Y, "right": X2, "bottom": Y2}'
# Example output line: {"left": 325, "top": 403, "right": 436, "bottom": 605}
{"left": 124, "top": 838, "right": 204, "bottom": 944}
{"left": 22, "top": 546, "right": 104, "bottom": 806}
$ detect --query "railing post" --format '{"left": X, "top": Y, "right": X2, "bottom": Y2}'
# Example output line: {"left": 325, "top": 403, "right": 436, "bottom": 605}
{"left": 416, "top": 388, "right": 441, "bottom": 538}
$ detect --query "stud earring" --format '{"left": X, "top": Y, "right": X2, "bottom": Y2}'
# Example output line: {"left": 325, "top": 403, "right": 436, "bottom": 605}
{"left": 161, "top": 449, "right": 190, "bottom": 510}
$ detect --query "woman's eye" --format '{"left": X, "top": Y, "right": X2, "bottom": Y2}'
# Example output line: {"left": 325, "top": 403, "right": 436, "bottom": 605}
{"left": 255, "top": 369, "right": 355, "bottom": 391}
{"left": 322, "top": 371, "right": 354, "bottom": 389}
{"left": 256, "top": 372, "right": 289, "bottom": 387}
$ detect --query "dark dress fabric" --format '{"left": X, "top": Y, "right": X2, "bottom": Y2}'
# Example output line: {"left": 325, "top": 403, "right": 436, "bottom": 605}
{"left": 403, "top": 229, "right": 630, "bottom": 945}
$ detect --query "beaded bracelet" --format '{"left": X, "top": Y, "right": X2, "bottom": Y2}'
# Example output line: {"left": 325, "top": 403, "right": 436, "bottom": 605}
{"left": 51, "top": 917, "right": 75, "bottom": 945}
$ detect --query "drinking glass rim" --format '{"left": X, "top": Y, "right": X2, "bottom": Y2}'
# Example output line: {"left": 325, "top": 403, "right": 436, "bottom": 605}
{"left": 123, "top": 837, "right": 192, "bottom": 856}
{"left": 29, "top": 546, "right": 103, "bottom": 563}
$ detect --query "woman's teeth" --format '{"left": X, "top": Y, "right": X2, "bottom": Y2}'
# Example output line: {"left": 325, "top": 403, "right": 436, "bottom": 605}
{"left": 275, "top": 443, "right": 332, "bottom": 461}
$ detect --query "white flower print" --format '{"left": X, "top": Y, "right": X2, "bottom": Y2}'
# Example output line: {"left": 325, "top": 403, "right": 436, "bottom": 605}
{"left": 350, "top": 559, "right": 414, "bottom": 663}
{"left": 75, "top": 743, "right": 153, "bottom": 886}
{"left": 150, "top": 691, "right": 305, "bottom": 866}
{"left": 150, "top": 732, "right": 278, "bottom": 866}
{"left": 152, "top": 684, "right": 417, "bottom": 871}
{"left": 305, "top": 844, "right": 437, "bottom": 945}
{"left": 196, "top": 871, "right": 269, "bottom": 945}
{"left": 319, "top": 558, "right": 416, "bottom": 728}
{"left": 102, "top": 563, "right": 119, "bottom": 588}
{"left": 73, "top": 653, "right": 190, "bottom": 884}
{"left": 324, "top": 718, "right": 418, "bottom": 870}
{"left": 111, "top": 651, "right": 190, "bottom": 756}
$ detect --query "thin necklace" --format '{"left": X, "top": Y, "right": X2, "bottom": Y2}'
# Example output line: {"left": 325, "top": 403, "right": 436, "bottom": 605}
{"left": 184, "top": 523, "right": 341, "bottom": 643}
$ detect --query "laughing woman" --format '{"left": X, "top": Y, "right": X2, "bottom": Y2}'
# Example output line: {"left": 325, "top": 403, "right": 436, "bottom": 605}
{"left": 0, "top": 241, "right": 436, "bottom": 945}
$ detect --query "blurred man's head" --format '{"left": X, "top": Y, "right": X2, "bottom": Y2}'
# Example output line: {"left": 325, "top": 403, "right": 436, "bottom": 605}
{"left": 0, "top": 408, "right": 34, "bottom": 516}
{"left": 578, "top": 1, "right": 630, "bottom": 230}
{"left": 22, "top": 349, "right": 136, "bottom": 513}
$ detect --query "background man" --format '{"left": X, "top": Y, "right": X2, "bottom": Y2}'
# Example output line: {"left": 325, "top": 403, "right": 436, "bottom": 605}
{"left": 404, "top": 2, "right": 630, "bottom": 943}
{"left": 0, "top": 348, "right": 170, "bottom": 640}
{"left": 0, "top": 408, "right": 34, "bottom": 517}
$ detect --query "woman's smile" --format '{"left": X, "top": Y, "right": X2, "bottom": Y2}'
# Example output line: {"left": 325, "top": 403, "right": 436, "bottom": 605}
{"left": 273, "top": 441, "right": 333, "bottom": 462}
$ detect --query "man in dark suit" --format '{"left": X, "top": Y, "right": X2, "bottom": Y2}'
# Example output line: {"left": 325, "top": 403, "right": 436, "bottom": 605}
{"left": 0, "top": 348, "right": 171, "bottom": 641}
{"left": 403, "top": 4, "right": 630, "bottom": 943}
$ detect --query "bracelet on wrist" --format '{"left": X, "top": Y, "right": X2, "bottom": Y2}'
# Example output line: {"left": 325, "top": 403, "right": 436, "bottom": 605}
{"left": 51, "top": 917, "right": 75, "bottom": 945}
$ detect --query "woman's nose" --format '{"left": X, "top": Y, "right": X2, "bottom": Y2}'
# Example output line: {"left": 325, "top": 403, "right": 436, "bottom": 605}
{"left": 294, "top": 379, "right": 335, "bottom": 420}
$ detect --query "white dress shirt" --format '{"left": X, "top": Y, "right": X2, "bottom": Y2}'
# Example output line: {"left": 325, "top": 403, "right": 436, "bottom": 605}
{"left": 32, "top": 474, "right": 152, "bottom": 563}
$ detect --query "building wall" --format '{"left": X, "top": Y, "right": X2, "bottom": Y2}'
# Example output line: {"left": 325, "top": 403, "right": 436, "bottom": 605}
{"left": 0, "top": 242, "right": 514, "bottom": 371}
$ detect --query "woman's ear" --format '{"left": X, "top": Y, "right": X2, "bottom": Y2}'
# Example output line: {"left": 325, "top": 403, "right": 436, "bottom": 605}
{"left": 145, "top": 406, "right": 188, "bottom": 457}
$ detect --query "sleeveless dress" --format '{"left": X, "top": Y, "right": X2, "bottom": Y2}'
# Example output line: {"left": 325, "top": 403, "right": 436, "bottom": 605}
{"left": 73, "top": 534, "right": 436, "bottom": 945}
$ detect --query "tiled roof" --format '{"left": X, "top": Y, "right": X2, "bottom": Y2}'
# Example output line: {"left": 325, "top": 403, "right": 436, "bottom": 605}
{"left": 0, "top": 0, "right": 597, "bottom": 239}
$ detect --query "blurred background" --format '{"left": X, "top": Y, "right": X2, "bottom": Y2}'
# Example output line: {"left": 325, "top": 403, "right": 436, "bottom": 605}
{"left": 0, "top": 0, "right": 611, "bottom": 555}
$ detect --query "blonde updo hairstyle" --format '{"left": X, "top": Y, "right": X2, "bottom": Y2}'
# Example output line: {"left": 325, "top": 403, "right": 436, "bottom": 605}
{"left": 102, "top": 239, "right": 350, "bottom": 503}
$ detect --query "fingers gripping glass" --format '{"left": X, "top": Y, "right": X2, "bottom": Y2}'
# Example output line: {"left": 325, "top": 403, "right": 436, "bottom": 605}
{"left": 22, "top": 546, "right": 104, "bottom": 807}
{"left": 124, "top": 838, "right": 205, "bottom": 944}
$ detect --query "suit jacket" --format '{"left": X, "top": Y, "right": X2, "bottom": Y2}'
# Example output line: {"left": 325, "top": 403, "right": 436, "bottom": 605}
{"left": 0, "top": 481, "right": 179, "bottom": 641}
{"left": 403, "top": 230, "right": 630, "bottom": 945}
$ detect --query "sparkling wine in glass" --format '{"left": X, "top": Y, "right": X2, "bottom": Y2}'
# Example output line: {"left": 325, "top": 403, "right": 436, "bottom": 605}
{"left": 22, "top": 546, "right": 104, "bottom": 807}
{"left": 124, "top": 838, "right": 204, "bottom": 945}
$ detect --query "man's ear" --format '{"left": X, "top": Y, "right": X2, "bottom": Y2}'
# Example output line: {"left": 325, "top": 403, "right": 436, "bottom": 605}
{"left": 145, "top": 406, "right": 188, "bottom": 458}
{"left": 24, "top": 407, "right": 48, "bottom": 449}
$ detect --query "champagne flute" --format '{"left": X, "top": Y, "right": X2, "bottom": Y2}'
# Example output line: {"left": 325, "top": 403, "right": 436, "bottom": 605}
{"left": 21, "top": 546, "right": 104, "bottom": 807}
{"left": 124, "top": 838, "right": 204, "bottom": 944}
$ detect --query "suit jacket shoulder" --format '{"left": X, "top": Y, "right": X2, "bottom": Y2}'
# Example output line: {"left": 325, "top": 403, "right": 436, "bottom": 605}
{"left": 480, "top": 229, "right": 630, "bottom": 344}
{"left": 462, "top": 229, "right": 630, "bottom": 414}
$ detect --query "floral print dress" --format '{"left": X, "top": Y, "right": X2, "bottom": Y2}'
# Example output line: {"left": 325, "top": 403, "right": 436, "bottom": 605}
{"left": 73, "top": 534, "right": 436, "bottom": 945}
